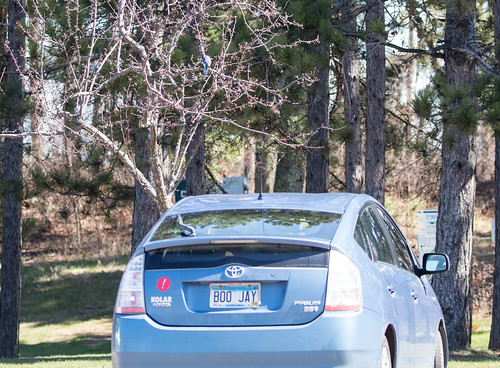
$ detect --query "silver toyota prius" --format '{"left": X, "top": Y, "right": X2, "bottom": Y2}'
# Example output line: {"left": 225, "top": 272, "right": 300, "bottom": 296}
{"left": 112, "top": 192, "right": 449, "bottom": 368}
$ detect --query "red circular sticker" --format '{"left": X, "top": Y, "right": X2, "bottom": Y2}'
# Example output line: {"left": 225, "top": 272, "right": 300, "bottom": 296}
{"left": 156, "top": 277, "right": 171, "bottom": 291}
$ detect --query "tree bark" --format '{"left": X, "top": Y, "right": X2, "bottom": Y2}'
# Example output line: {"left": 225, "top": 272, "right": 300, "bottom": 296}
{"left": 490, "top": 0, "right": 500, "bottom": 351}
{"left": 255, "top": 140, "right": 278, "bottom": 193}
{"left": 245, "top": 137, "right": 257, "bottom": 193}
{"left": 274, "top": 149, "right": 304, "bottom": 192}
{"left": 305, "top": 43, "right": 330, "bottom": 193}
{"left": 131, "top": 129, "right": 161, "bottom": 253}
{"left": 491, "top": 131, "right": 500, "bottom": 350}
{"left": 0, "top": 0, "right": 26, "bottom": 358}
{"left": 434, "top": 128, "right": 476, "bottom": 350}
{"left": 364, "top": 1, "right": 386, "bottom": 204}
{"left": 433, "top": 0, "right": 477, "bottom": 350}
{"left": 342, "top": 0, "right": 362, "bottom": 193}
{"left": 185, "top": 120, "right": 206, "bottom": 196}
{"left": 28, "top": 12, "right": 43, "bottom": 161}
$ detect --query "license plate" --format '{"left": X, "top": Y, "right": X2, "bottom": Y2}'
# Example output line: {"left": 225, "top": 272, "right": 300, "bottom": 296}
{"left": 209, "top": 283, "right": 261, "bottom": 309}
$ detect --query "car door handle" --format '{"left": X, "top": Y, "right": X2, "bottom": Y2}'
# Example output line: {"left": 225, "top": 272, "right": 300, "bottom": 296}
{"left": 410, "top": 291, "right": 418, "bottom": 301}
{"left": 387, "top": 286, "right": 395, "bottom": 295}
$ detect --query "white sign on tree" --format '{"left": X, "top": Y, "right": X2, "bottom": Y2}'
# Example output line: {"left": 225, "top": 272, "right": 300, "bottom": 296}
{"left": 417, "top": 210, "right": 438, "bottom": 262}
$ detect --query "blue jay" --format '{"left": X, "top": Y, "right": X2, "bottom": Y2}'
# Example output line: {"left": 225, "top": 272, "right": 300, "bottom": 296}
{"left": 200, "top": 54, "right": 212, "bottom": 75}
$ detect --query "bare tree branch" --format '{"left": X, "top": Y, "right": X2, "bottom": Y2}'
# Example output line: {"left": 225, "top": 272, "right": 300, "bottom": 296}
{"left": 26, "top": 0, "right": 310, "bottom": 212}
{"left": 385, "top": 42, "right": 445, "bottom": 59}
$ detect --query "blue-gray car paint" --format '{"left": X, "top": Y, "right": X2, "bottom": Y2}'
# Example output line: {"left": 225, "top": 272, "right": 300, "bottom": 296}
{"left": 112, "top": 193, "right": 448, "bottom": 368}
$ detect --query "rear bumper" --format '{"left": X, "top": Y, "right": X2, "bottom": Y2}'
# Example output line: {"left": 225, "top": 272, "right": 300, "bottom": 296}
{"left": 112, "top": 308, "right": 385, "bottom": 368}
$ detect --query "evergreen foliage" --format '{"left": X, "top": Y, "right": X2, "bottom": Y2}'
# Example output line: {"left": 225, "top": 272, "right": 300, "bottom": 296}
{"left": 0, "top": 80, "right": 30, "bottom": 119}
{"left": 413, "top": 85, "right": 440, "bottom": 121}
{"left": 28, "top": 149, "right": 134, "bottom": 222}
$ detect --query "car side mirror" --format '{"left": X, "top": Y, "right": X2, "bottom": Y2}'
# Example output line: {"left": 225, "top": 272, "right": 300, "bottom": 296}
{"left": 419, "top": 253, "right": 449, "bottom": 276}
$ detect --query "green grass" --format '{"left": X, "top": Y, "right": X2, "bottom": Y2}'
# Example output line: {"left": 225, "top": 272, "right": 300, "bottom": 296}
{"left": 448, "top": 317, "right": 500, "bottom": 368}
{"left": 0, "top": 355, "right": 110, "bottom": 368}
{"left": 0, "top": 255, "right": 128, "bottom": 368}
{"left": 471, "top": 317, "right": 492, "bottom": 351}
{"left": 1, "top": 254, "right": 500, "bottom": 367}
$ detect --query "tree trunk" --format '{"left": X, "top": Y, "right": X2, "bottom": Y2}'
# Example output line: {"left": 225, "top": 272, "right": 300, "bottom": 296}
{"left": 491, "top": 131, "right": 500, "bottom": 350}
{"left": 342, "top": 0, "right": 362, "bottom": 193}
{"left": 255, "top": 138, "right": 278, "bottom": 193}
{"left": 305, "top": 43, "right": 330, "bottom": 193}
{"left": 434, "top": 128, "right": 476, "bottom": 350}
{"left": 131, "top": 128, "right": 161, "bottom": 253}
{"left": 245, "top": 136, "right": 257, "bottom": 193}
{"left": 28, "top": 12, "right": 43, "bottom": 161}
{"left": 489, "top": 0, "right": 500, "bottom": 351}
{"left": 274, "top": 149, "right": 304, "bottom": 192}
{"left": 433, "top": 0, "right": 477, "bottom": 350}
{"left": 0, "top": 0, "right": 26, "bottom": 358}
{"left": 185, "top": 121, "right": 206, "bottom": 196}
{"left": 364, "top": 1, "right": 386, "bottom": 204}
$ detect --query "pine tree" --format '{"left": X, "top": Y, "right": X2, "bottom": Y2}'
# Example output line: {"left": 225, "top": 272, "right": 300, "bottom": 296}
{"left": 303, "top": 0, "right": 332, "bottom": 193}
{"left": 490, "top": 0, "right": 500, "bottom": 351}
{"left": 341, "top": 0, "right": 362, "bottom": 193}
{"left": 0, "top": 0, "right": 26, "bottom": 358}
{"left": 433, "top": 0, "right": 478, "bottom": 350}
{"left": 365, "top": 0, "right": 386, "bottom": 204}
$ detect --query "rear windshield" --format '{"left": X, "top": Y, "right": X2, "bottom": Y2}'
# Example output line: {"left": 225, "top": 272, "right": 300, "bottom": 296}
{"left": 150, "top": 209, "right": 341, "bottom": 242}
{"left": 145, "top": 243, "right": 329, "bottom": 270}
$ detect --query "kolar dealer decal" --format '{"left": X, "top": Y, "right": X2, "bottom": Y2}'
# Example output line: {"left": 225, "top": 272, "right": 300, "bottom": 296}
{"left": 156, "top": 277, "right": 171, "bottom": 291}
{"left": 152, "top": 276, "right": 173, "bottom": 307}
{"left": 151, "top": 295, "right": 172, "bottom": 307}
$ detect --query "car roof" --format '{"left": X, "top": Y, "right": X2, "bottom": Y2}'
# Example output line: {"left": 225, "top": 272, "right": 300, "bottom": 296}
{"left": 167, "top": 192, "right": 359, "bottom": 215}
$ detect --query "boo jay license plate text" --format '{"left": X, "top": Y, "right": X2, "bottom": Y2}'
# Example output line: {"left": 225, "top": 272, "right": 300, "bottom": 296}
{"left": 209, "top": 283, "right": 261, "bottom": 309}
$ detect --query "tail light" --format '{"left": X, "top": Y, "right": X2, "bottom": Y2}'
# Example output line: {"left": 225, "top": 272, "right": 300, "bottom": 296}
{"left": 115, "top": 253, "right": 146, "bottom": 314}
{"left": 325, "top": 251, "right": 362, "bottom": 312}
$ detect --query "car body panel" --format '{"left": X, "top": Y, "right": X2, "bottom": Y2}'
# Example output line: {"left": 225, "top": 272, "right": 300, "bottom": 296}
{"left": 144, "top": 266, "right": 328, "bottom": 326}
{"left": 412, "top": 275, "right": 443, "bottom": 367}
{"left": 145, "top": 236, "right": 334, "bottom": 252}
{"left": 379, "top": 263, "right": 417, "bottom": 366}
{"left": 158, "top": 192, "right": 355, "bottom": 216}
{"left": 112, "top": 308, "right": 386, "bottom": 368}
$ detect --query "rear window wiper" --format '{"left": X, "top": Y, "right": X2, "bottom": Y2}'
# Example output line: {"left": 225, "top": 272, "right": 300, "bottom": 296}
{"left": 177, "top": 214, "right": 196, "bottom": 237}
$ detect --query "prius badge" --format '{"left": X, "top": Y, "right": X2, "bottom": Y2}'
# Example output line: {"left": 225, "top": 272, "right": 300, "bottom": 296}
{"left": 225, "top": 265, "right": 244, "bottom": 279}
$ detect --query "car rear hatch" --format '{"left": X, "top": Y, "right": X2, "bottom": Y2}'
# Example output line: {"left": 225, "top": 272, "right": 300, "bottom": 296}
{"left": 144, "top": 240, "right": 330, "bottom": 327}
{"left": 143, "top": 209, "right": 340, "bottom": 327}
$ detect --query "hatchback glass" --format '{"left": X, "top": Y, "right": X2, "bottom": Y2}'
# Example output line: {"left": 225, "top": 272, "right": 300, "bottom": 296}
{"left": 150, "top": 209, "right": 342, "bottom": 242}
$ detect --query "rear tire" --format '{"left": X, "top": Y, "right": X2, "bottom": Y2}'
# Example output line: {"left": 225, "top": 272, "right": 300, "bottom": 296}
{"left": 434, "top": 330, "right": 445, "bottom": 368}
{"left": 379, "top": 335, "right": 392, "bottom": 368}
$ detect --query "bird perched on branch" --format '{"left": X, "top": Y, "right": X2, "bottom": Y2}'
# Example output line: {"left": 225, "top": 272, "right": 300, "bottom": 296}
{"left": 200, "top": 54, "right": 212, "bottom": 75}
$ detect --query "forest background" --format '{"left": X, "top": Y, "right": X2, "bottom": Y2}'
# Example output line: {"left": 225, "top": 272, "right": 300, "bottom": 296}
{"left": 1, "top": 0, "right": 500, "bottom": 360}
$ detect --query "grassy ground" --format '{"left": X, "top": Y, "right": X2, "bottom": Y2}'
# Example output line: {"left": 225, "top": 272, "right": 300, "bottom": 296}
{"left": 0, "top": 255, "right": 127, "bottom": 368}
{"left": 0, "top": 254, "right": 499, "bottom": 367}
{"left": 448, "top": 317, "right": 500, "bottom": 368}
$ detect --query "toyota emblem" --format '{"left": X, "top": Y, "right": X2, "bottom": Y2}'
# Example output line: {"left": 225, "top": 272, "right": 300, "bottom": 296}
{"left": 225, "top": 265, "right": 244, "bottom": 279}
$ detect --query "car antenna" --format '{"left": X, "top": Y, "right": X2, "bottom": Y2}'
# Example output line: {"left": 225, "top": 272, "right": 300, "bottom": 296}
{"left": 258, "top": 131, "right": 264, "bottom": 200}
{"left": 258, "top": 164, "right": 263, "bottom": 200}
